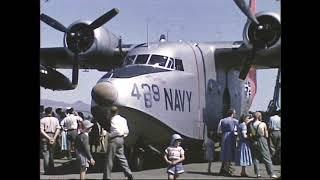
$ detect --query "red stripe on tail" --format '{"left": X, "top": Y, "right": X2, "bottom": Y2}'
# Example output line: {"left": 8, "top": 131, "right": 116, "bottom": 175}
{"left": 250, "top": 0, "right": 256, "bottom": 14}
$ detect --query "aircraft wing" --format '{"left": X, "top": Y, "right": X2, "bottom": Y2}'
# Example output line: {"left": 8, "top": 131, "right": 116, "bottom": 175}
{"left": 40, "top": 45, "right": 134, "bottom": 71}
{"left": 40, "top": 47, "right": 73, "bottom": 69}
{"left": 215, "top": 10, "right": 281, "bottom": 73}
{"left": 215, "top": 42, "right": 280, "bottom": 69}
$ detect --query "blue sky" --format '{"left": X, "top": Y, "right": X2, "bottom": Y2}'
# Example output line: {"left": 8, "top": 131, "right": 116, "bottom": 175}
{"left": 40, "top": 0, "right": 280, "bottom": 111}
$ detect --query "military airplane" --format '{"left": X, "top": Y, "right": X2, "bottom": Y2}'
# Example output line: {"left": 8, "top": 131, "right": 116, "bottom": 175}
{"left": 40, "top": 0, "right": 280, "bottom": 170}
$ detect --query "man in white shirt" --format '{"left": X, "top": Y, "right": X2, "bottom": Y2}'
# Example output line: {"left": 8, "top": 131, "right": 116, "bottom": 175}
{"left": 268, "top": 110, "right": 281, "bottom": 164}
{"left": 60, "top": 107, "right": 83, "bottom": 159}
{"left": 102, "top": 106, "right": 133, "bottom": 180}
{"left": 40, "top": 107, "right": 61, "bottom": 174}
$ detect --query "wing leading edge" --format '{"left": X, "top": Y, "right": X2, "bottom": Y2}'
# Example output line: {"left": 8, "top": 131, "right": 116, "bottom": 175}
{"left": 40, "top": 45, "right": 135, "bottom": 71}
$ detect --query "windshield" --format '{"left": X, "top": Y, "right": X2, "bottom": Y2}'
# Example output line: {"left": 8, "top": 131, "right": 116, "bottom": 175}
{"left": 135, "top": 54, "right": 149, "bottom": 64}
{"left": 123, "top": 55, "right": 136, "bottom": 66}
{"left": 148, "top": 55, "right": 168, "bottom": 67}
{"left": 124, "top": 54, "right": 184, "bottom": 71}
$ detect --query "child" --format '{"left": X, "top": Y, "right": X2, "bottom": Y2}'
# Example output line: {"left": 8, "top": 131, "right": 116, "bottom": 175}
{"left": 164, "top": 134, "right": 185, "bottom": 180}
{"left": 203, "top": 130, "right": 215, "bottom": 174}
{"left": 75, "top": 120, "right": 96, "bottom": 180}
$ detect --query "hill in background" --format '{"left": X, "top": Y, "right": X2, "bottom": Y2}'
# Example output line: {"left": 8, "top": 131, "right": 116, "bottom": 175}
{"left": 40, "top": 99, "right": 91, "bottom": 113}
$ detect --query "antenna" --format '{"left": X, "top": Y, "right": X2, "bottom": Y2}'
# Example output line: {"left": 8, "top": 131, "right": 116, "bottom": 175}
{"left": 147, "top": 22, "right": 149, "bottom": 47}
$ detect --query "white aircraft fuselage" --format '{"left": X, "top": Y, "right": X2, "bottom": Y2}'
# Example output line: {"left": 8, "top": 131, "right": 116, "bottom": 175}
{"left": 91, "top": 41, "right": 255, "bottom": 152}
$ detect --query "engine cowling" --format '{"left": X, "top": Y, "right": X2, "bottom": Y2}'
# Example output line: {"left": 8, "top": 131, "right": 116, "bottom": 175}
{"left": 63, "top": 20, "right": 120, "bottom": 57}
{"left": 243, "top": 11, "right": 281, "bottom": 50}
{"left": 40, "top": 65, "right": 75, "bottom": 90}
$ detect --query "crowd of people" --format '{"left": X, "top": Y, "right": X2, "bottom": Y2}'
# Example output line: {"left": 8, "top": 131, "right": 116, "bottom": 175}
{"left": 202, "top": 108, "right": 281, "bottom": 179}
{"left": 40, "top": 105, "right": 108, "bottom": 178}
{"left": 40, "top": 105, "right": 280, "bottom": 179}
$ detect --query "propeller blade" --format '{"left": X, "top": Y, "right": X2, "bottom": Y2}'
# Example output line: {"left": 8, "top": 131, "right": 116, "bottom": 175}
{"left": 71, "top": 53, "right": 79, "bottom": 88}
{"left": 233, "top": 0, "right": 259, "bottom": 25}
{"left": 239, "top": 64, "right": 252, "bottom": 80}
{"left": 89, "top": 8, "right": 119, "bottom": 30}
{"left": 118, "top": 36, "right": 123, "bottom": 56}
{"left": 40, "top": 13, "right": 69, "bottom": 33}
{"left": 239, "top": 45, "right": 257, "bottom": 80}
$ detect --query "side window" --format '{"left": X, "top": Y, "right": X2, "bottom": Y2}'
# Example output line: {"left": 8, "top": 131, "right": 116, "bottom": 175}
{"left": 166, "top": 58, "right": 174, "bottom": 69}
{"left": 174, "top": 59, "right": 184, "bottom": 71}
{"left": 135, "top": 54, "right": 149, "bottom": 64}
{"left": 123, "top": 55, "right": 136, "bottom": 66}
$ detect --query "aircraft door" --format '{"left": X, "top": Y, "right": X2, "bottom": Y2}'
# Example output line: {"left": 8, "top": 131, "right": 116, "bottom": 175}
{"left": 185, "top": 42, "right": 206, "bottom": 139}
{"left": 222, "top": 87, "right": 231, "bottom": 118}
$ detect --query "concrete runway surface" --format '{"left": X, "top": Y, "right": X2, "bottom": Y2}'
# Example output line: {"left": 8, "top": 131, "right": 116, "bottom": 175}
{"left": 40, "top": 157, "right": 281, "bottom": 179}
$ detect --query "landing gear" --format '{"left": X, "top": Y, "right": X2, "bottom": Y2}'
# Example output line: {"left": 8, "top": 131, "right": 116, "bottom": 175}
{"left": 129, "top": 146, "right": 145, "bottom": 171}
{"left": 133, "top": 148, "right": 145, "bottom": 171}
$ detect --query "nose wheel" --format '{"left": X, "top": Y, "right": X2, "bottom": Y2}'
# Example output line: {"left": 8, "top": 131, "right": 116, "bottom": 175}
{"left": 133, "top": 148, "right": 145, "bottom": 171}
{"left": 129, "top": 146, "right": 145, "bottom": 171}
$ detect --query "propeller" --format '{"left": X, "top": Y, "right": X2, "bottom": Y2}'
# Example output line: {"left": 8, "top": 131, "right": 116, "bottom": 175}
{"left": 118, "top": 36, "right": 124, "bottom": 57}
{"left": 89, "top": 8, "right": 119, "bottom": 30}
{"left": 40, "top": 8, "right": 119, "bottom": 87}
{"left": 233, "top": 0, "right": 260, "bottom": 80}
{"left": 72, "top": 53, "right": 79, "bottom": 88}
{"left": 233, "top": 0, "right": 259, "bottom": 25}
{"left": 40, "top": 13, "right": 69, "bottom": 33}
{"left": 238, "top": 43, "right": 257, "bottom": 80}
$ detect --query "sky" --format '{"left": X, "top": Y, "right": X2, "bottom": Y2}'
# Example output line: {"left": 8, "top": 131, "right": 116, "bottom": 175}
{"left": 40, "top": 0, "right": 280, "bottom": 111}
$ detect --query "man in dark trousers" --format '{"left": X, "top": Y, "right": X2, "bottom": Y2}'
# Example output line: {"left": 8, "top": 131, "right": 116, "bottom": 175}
{"left": 268, "top": 110, "right": 281, "bottom": 165}
{"left": 250, "top": 112, "right": 278, "bottom": 179}
{"left": 40, "top": 107, "right": 61, "bottom": 174}
{"left": 102, "top": 106, "right": 134, "bottom": 180}
{"left": 60, "top": 107, "right": 83, "bottom": 159}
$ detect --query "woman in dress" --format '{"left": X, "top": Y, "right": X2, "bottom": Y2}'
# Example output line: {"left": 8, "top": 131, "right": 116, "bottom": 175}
{"left": 235, "top": 114, "right": 253, "bottom": 177}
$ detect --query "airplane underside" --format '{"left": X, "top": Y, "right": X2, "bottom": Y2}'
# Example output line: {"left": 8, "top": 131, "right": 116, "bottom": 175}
{"left": 91, "top": 104, "right": 206, "bottom": 170}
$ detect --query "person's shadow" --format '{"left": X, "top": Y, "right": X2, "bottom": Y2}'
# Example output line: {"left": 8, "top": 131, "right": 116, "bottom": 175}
{"left": 186, "top": 171, "right": 220, "bottom": 176}
{"left": 186, "top": 171, "right": 256, "bottom": 179}
{"left": 47, "top": 153, "right": 106, "bottom": 175}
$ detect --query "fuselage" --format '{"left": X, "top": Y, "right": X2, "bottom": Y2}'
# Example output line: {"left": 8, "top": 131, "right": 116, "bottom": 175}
{"left": 91, "top": 40, "right": 255, "bottom": 149}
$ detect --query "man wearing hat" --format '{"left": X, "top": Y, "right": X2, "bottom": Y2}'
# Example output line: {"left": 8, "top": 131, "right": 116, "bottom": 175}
{"left": 102, "top": 106, "right": 134, "bottom": 180}
{"left": 75, "top": 120, "right": 96, "bottom": 180}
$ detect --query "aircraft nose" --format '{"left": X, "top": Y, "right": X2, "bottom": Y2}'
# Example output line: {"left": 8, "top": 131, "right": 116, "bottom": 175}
{"left": 91, "top": 82, "right": 118, "bottom": 105}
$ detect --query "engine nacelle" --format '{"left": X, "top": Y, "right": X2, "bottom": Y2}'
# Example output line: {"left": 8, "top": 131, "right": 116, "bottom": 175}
{"left": 243, "top": 12, "right": 281, "bottom": 50}
{"left": 63, "top": 20, "right": 120, "bottom": 57}
{"left": 40, "top": 65, "right": 75, "bottom": 90}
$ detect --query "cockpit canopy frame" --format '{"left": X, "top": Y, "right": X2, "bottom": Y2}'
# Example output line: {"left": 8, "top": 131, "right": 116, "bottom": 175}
{"left": 123, "top": 54, "right": 184, "bottom": 71}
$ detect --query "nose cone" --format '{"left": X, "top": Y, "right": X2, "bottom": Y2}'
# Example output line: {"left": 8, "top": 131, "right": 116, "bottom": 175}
{"left": 91, "top": 82, "right": 118, "bottom": 105}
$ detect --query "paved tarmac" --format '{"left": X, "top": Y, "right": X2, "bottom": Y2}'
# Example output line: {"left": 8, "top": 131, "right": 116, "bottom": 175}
{"left": 40, "top": 155, "right": 281, "bottom": 179}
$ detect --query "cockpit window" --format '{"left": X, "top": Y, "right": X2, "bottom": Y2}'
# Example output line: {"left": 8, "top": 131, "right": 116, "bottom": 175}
{"left": 125, "top": 54, "right": 183, "bottom": 71}
{"left": 148, "top": 55, "right": 168, "bottom": 67}
{"left": 166, "top": 58, "right": 174, "bottom": 69}
{"left": 123, "top": 55, "right": 136, "bottom": 66}
{"left": 134, "top": 54, "right": 149, "bottom": 64}
{"left": 175, "top": 59, "right": 184, "bottom": 71}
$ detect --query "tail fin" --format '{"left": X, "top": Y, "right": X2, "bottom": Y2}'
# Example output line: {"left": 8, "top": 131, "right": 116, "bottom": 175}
{"left": 250, "top": 0, "right": 256, "bottom": 14}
